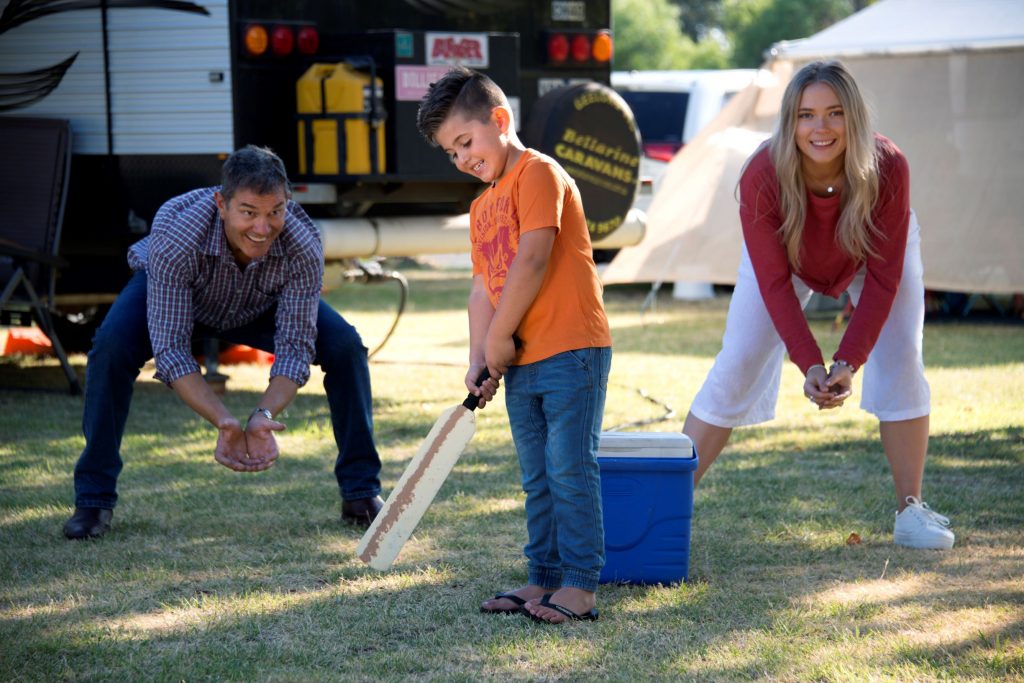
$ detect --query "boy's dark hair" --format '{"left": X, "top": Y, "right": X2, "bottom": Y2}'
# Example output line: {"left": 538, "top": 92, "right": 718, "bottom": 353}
{"left": 221, "top": 145, "right": 290, "bottom": 201}
{"left": 416, "top": 66, "right": 508, "bottom": 145}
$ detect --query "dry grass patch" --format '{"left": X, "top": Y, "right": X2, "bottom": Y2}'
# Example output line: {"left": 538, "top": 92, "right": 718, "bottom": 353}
{"left": 1, "top": 267, "right": 1022, "bottom": 681}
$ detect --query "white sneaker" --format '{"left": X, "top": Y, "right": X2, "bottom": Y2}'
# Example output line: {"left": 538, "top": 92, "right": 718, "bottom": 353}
{"left": 893, "top": 496, "right": 955, "bottom": 549}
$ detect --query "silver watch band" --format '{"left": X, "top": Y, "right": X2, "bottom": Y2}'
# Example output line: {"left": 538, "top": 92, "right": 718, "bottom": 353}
{"left": 248, "top": 407, "right": 273, "bottom": 423}
{"left": 831, "top": 359, "right": 857, "bottom": 374}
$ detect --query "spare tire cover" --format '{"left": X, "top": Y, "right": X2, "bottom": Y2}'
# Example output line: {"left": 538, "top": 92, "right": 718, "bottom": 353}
{"left": 523, "top": 81, "right": 641, "bottom": 242}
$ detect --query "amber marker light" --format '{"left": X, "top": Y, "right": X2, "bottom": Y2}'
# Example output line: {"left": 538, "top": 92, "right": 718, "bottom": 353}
{"left": 244, "top": 24, "right": 268, "bottom": 56}
{"left": 592, "top": 31, "right": 613, "bottom": 63}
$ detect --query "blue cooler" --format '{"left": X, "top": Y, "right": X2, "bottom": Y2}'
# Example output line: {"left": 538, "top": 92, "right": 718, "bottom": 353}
{"left": 598, "top": 432, "right": 698, "bottom": 585}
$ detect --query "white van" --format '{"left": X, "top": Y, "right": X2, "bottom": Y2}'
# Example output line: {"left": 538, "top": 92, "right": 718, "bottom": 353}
{"left": 612, "top": 69, "right": 757, "bottom": 208}
{"left": 612, "top": 69, "right": 757, "bottom": 297}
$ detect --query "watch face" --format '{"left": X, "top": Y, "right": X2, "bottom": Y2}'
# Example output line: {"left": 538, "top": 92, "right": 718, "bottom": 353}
{"left": 250, "top": 408, "right": 272, "bottom": 421}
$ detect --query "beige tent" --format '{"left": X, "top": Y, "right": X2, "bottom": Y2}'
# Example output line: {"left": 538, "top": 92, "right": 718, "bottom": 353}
{"left": 602, "top": 0, "right": 1024, "bottom": 294}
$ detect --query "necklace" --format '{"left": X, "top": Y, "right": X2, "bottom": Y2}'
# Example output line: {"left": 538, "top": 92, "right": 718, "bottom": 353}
{"left": 827, "top": 185, "right": 834, "bottom": 194}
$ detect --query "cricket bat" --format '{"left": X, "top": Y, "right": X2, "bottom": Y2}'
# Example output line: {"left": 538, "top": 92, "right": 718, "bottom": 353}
{"left": 356, "top": 369, "right": 492, "bottom": 570}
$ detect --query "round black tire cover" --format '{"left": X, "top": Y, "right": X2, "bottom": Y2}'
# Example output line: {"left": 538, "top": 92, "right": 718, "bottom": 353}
{"left": 522, "top": 81, "right": 641, "bottom": 242}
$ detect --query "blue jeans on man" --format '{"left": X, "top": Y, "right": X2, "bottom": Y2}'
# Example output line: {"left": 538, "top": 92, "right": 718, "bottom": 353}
{"left": 72, "top": 270, "right": 382, "bottom": 510}
{"left": 503, "top": 346, "right": 612, "bottom": 593}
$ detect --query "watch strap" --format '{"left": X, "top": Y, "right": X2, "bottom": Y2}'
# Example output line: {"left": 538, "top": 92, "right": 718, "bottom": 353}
{"left": 831, "top": 359, "right": 857, "bottom": 374}
{"left": 248, "top": 407, "right": 273, "bottom": 423}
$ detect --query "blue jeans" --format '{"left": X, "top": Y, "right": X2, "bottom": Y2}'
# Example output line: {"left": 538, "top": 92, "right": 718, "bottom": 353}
{"left": 73, "top": 270, "right": 382, "bottom": 509}
{"left": 503, "top": 346, "right": 611, "bottom": 592}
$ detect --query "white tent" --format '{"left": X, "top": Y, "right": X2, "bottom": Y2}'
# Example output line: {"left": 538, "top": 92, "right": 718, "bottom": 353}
{"left": 602, "top": 0, "right": 1024, "bottom": 294}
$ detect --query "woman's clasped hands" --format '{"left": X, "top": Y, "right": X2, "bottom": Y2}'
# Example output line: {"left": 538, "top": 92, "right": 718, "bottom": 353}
{"left": 803, "top": 362, "right": 854, "bottom": 410}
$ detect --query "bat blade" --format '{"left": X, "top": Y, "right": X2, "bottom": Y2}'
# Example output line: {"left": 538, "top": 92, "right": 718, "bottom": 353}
{"left": 356, "top": 404, "right": 477, "bottom": 570}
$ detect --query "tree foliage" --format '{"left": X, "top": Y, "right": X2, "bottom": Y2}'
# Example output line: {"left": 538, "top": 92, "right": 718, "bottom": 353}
{"left": 723, "top": 0, "right": 857, "bottom": 68}
{"left": 613, "top": 0, "right": 864, "bottom": 70}
{"left": 613, "top": 0, "right": 729, "bottom": 70}
{"left": 670, "top": 0, "right": 725, "bottom": 42}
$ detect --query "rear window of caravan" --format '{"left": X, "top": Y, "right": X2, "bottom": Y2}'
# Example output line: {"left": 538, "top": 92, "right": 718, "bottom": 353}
{"left": 617, "top": 91, "right": 689, "bottom": 145}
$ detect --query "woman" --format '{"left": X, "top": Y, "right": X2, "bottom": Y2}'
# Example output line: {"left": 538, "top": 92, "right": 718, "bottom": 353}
{"left": 683, "top": 60, "right": 953, "bottom": 549}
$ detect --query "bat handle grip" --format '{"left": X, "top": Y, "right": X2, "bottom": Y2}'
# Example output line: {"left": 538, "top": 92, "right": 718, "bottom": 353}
{"left": 463, "top": 368, "right": 493, "bottom": 411}
{"left": 462, "top": 336, "right": 521, "bottom": 411}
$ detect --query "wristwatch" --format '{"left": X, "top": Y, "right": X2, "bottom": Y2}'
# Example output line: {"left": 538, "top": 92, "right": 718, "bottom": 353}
{"left": 831, "top": 359, "right": 857, "bottom": 374}
{"left": 248, "top": 407, "right": 273, "bottom": 423}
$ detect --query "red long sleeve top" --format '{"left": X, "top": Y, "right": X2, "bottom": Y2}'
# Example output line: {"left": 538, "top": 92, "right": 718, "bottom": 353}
{"left": 739, "top": 134, "right": 911, "bottom": 374}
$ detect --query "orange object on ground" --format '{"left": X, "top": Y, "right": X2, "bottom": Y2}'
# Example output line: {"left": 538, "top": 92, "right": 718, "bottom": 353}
{"left": 3, "top": 327, "right": 55, "bottom": 356}
{"left": 218, "top": 344, "right": 274, "bottom": 365}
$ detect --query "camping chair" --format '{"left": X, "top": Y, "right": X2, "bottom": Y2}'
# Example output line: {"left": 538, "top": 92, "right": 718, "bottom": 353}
{"left": 0, "top": 116, "right": 81, "bottom": 394}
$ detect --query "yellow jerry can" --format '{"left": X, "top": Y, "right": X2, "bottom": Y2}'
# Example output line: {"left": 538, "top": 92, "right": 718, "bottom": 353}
{"left": 297, "top": 62, "right": 385, "bottom": 175}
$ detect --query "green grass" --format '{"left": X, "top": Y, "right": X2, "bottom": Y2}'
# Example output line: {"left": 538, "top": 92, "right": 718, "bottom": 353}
{"left": 1, "top": 262, "right": 1022, "bottom": 682}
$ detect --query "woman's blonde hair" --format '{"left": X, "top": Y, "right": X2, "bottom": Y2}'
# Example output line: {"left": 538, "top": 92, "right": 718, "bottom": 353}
{"left": 770, "top": 60, "right": 880, "bottom": 269}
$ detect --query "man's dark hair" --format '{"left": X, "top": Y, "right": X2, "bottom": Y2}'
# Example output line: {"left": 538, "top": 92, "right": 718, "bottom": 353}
{"left": 220, "top": 145, "right": 290, "bottom": 201}
{"left": 416, "top": 66, "right": 508, "bottom": 145}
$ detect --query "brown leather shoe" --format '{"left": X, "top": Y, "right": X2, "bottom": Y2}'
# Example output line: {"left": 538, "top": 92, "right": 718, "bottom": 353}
{"left": 63, "top": 507, "right": 113, "bottom": 539}
{"left": 341, "top": 495, "right": 384, "bottom": 527}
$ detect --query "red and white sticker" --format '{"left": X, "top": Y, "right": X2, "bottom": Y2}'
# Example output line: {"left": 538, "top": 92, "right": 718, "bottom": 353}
{"left": 426, "top": 32, "right": 489, "bottom": 67}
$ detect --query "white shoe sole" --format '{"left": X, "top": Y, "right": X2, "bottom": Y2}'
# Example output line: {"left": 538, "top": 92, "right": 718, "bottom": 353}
{"left": 894, "top": 533, "right": 954, "bottom": 550}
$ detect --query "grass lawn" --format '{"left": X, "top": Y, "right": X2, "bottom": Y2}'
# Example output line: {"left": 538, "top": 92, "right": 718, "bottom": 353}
{"left": 1, "top": 261, "right": 1022, "bottom": 682}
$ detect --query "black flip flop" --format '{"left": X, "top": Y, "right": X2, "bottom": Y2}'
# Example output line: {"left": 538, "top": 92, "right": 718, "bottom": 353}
{"left": 480, "top": 592, "right": 528, "bottom": 614}
{"left": 526, "top": 592, "right": 599, "bottom": 623}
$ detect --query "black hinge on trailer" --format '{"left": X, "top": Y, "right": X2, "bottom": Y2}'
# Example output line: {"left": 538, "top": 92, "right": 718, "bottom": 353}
{"left": 100, "top": 0, "right": 113, "bottom": 155}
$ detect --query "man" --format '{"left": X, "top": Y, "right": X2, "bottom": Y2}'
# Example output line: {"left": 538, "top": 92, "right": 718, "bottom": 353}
{"left": 63, "top": 146, "right": 384, "bottom": 539}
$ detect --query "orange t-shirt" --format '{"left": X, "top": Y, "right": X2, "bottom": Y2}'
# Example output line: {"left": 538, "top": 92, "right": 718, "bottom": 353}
{"left": 469, "top": 148, "right": 611, "bottom": 365}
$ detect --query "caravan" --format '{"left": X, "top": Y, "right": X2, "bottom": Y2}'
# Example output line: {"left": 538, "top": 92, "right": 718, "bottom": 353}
{"left": 0, "top": 0, "right": 640, "bottom": 347}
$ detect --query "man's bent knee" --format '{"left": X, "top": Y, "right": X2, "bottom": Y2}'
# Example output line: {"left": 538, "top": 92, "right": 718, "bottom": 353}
{"left": 88, "top": 321, "right": 151, "bottom": 371}
{"left": 316, "top": 316, "right": 367, "bottom": 362}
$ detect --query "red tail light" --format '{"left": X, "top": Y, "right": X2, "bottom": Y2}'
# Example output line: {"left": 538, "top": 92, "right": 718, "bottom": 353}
{"left": 271, "top": 26, "right": 294, "bottom": 56}
{"left": 570, "top": 34, "right": 591, "bottom": 62}
{"left": 546, "top": 30, "right": 613, "bottom": 66}
{"left": 548, "top": 33, "right": 569, "bottom": 63}
{"left": 643, "top": 142, "right": 683, "bottom": 162}
{"left": 297, "top": 26, "right": 319, "bottom": 55}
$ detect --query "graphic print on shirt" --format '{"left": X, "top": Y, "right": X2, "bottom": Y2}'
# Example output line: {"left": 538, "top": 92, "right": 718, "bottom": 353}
{"left": 474, "top": 194, "right": 519, "bottom": 303}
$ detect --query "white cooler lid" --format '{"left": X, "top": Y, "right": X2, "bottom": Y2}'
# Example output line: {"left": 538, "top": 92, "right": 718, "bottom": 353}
{"left": 597, "top": 431, "right": 695, "bottom": 458}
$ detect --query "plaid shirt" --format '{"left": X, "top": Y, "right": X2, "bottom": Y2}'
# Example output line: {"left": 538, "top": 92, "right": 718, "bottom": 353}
{"left": 128, "top": 187, "right": 323, "bottom": 387}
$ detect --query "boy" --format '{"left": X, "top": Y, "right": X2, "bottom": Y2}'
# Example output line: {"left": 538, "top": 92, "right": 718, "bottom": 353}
{"left": 417, "top": 67, "right": 612, "bottom": 624}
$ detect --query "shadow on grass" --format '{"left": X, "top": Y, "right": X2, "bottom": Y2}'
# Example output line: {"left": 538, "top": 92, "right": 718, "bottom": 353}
{"left": 2, "top": 357, "right": 1022, "bottom": 678}
{"left": 0, "top": 356, "right": 87, "bottom": 393}
{"left": 3, "top": 443, "right": 1020, "bottom": 681}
